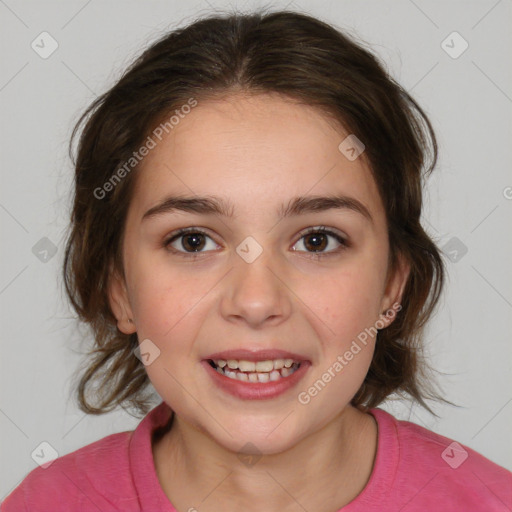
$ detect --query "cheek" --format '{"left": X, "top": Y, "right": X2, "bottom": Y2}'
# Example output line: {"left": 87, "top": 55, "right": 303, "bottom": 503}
{"left": 128, "top": 260, "right": 218, "bottom": 367}
{"left": 300, "top": 261, "right": 385, "bottom": 346}
{"left": 133, "top": 278, "right": 195, "bottom": 340}
{"left": 130, "top": 268, "right": 207, "bottom": 397}
{"left": 126, "top": 249, "right": 192, "bottom": 331}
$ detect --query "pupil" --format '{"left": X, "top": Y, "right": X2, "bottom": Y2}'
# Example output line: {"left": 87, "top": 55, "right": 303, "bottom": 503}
{"left": 183, "top": 233, "right": 205, "bottom": 252}
{"left": 306, "top": 233, "right": 326, "bottom": 252}
{"left": 181, "top": 233, "right": 328, "bottom": 253}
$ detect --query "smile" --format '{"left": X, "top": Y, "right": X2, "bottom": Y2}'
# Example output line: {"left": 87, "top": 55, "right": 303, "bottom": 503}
{"left": 209, "top": 358, "right": 301, "bottom": 382}
{"left": 202, "top": 350, "right": 311, "bottom": 400}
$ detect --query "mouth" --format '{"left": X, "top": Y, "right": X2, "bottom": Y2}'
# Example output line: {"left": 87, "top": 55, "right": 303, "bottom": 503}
{"left": 201, "top": 349, "right": 311, "bottom": 400}
{"left": 207, "top": 358, "right": 301, "bottom": 382}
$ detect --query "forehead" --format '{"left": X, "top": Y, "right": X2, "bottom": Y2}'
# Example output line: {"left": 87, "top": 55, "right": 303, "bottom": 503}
{"left": 130, "top": 93, "right": 385, "bottom": 225}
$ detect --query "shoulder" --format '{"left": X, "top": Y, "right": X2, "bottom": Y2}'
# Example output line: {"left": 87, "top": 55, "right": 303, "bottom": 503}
{"left": 370, "top": 408, "right": 512, "bottom": 510}
{"left": 1, "top": 431, "right": 137, "bottom": 512}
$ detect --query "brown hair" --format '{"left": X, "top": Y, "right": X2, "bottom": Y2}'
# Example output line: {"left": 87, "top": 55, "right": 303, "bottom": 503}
{"left": 64, "top": 9, "right": 452, "bottom": 417}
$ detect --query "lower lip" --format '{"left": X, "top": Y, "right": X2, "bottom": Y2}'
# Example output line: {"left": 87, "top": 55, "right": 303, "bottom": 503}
{"left": 201, "top": 360, "right": 311, "bottom": 400}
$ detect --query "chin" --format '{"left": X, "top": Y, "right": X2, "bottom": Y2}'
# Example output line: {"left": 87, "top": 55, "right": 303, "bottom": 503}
{"left": 208, "top": 413, "right": 307, "bottom": 456}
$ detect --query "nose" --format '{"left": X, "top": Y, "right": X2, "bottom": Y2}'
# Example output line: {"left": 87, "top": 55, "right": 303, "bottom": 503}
{"left": 220, "top": 247, "right": 293, "bottom": 329}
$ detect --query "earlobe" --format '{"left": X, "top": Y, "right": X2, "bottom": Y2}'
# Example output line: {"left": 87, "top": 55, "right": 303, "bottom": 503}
{"left": 108, "top": 266, "right": 136, "bottom": 335}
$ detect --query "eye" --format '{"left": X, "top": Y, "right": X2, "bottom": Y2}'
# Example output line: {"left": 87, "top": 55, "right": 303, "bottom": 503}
{"left": 163, "top": 228, "right": 218, "bottom": 257}
{"left": 163, "top": 225, "right": 349, "bottom": 260}
{"left": 292, "top": 226, "right": 348, "bottom": 258}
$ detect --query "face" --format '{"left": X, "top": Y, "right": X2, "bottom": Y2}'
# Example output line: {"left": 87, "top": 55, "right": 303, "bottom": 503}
{"left": 109, "top": 92, "right": 409, "bottom": 454}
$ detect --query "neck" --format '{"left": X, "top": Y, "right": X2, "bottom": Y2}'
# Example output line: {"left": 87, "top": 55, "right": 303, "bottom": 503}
{"left": 153, "top": 404, "right": 378, "bottom": 512}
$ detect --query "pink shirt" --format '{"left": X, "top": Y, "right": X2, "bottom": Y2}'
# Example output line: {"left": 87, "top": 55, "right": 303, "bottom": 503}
{"left": 2, "top": 401, "right": 511, "bottom": 511}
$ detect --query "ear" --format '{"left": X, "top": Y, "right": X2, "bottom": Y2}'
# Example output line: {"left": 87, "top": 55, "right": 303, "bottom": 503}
{"left": 108, "top": 263, "right": 136, "bottom": 335}
{"left": 377, "top": 252, "right": 410, "bottom": 329}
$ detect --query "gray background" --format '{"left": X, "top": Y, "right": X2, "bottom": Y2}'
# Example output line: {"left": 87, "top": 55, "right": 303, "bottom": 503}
{"left": 1, "top": 0, "right": 511, "bottom": 500}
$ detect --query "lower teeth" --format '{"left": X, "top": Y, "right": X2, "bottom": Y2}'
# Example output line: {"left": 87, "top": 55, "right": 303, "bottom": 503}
{"left": 214, "top": 362, "right": 300, "bottom": 382}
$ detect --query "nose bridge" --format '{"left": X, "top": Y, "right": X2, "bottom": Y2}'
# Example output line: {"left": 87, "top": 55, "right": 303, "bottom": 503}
{"left": 220, "top": 240, "right": 291, "bottom": 327}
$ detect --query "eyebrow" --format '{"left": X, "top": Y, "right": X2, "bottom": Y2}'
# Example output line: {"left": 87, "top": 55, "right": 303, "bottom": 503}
{"left": 142, "top": 194, "right": 373, "bottom": 223}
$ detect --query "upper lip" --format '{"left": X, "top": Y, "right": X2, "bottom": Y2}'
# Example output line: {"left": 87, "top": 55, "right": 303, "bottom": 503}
{"left": 204, "top": 349, "right": 310, "bottom": 363}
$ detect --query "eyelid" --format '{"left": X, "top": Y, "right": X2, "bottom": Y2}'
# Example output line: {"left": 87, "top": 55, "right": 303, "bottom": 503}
{"left": 291, "top": 225, "right": 349, "bottom": 256}
{"left": 295, "top": 225, "right": 347, "bottom": 242}
{"left": 164, "top": 225, "right": 347, "bottom": 245}
{"left": 163, "top": 227, "right": 217, "bottom": 248}
{"left": 163, "top": 225, "right": 350, "bottom": 259}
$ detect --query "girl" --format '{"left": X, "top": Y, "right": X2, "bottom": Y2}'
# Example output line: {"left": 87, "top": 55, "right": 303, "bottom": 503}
{"left": 3, "top": 9, "right": 511, "bottom": 512}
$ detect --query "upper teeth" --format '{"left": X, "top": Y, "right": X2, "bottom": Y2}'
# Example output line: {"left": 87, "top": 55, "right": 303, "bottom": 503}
{"left": 216, "top": 359, "right": 296, "bottom": 372}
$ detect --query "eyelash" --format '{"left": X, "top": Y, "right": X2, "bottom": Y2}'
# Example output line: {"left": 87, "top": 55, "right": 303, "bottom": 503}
{"left": 163, "top": 226, "right": 349, "bottom": 260}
